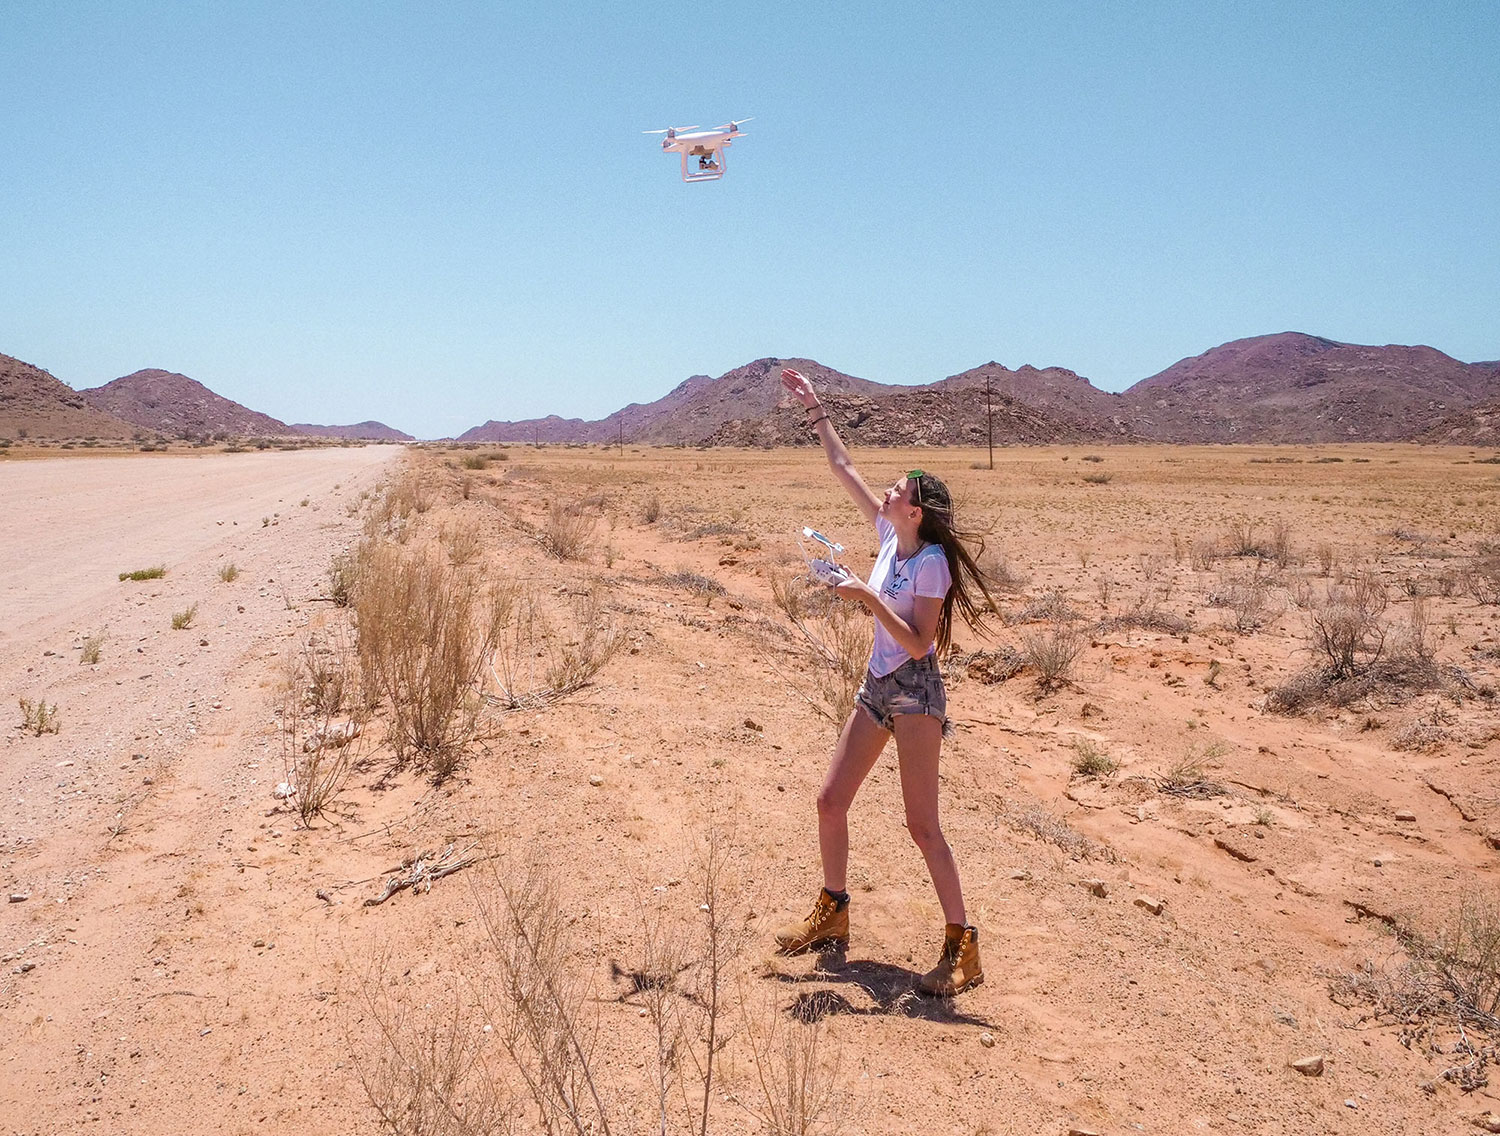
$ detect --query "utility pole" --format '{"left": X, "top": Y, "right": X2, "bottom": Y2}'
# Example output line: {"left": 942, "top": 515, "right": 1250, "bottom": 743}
{"left": 984, "top": 376, "right": 995, "bottom": 470}
{"left": 618, "top": 418, "right": 624, "bottom": 455}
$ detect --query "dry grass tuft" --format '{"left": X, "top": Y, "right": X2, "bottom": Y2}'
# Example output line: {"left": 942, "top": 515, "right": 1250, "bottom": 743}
{"left": 1002, "top": 799, "right": 1114, "bottom": 861}
{"left": 767, "top": 565, "right": 873, "bottom": 722}
{"left": 1070, "top": 737, "right": 1116, "bottom": 778}
{"left": 170, "top": 603, "right": 198, "bottom": 630}
{"left": 80, "top": 630, "right": 105, "bottom": 665}
{"left": 1020, "top": 620, "right": 1084, "bottom": 692}
{"left": 18, "top": 697, "right": 61, "bottom": 736}
{"left": 538, "top": 499, "right": 597, "bottom": 560}
{"left": 279, "top": 629, "right": 365, "bottom": 825}
{"left": 354, "top": 535, "right": 513, "bottom": 778}
{"left": 490, "top": 583, "right": 621, "bottom": 710}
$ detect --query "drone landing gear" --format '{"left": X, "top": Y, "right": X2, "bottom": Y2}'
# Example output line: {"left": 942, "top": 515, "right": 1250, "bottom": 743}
{"left": 679, "top": 148, "right": 726, "bottom": 182}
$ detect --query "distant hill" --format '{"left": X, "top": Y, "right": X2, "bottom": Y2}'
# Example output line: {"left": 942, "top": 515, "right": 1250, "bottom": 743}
{"left": 0, "top": 353, "right": 138, "bottom": 441}
{"left": 456, "top": 336, "right": 1500, "bottom": 447}
{"left": 291, "top": 421, "right": 413, "bottom": 441}
{"left": 82, "top": 369, "right": 296, "bottom": 438}
{"left": 1121, "top": 332, "right": 1498, "bottom": 443}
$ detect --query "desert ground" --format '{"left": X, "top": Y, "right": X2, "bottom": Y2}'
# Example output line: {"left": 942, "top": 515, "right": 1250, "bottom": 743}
{"left": 3, "top": 441, "right": 1499, "bottom": 1135}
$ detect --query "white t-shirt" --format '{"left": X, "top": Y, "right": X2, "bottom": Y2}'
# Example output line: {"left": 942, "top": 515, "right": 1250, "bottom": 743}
{"left": 866, "top": 515, "right": 952, "bottom": 677}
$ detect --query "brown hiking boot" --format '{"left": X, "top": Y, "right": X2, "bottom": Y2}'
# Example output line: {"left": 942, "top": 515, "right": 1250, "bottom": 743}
{"left": 918, "top": 923, "right": 983, "bottom": 996}
{"left": 773, "top": 888, "right": 849, "bottom": 954}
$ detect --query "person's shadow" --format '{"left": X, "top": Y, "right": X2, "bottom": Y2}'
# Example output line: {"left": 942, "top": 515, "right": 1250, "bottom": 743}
{"left": 766, "top": 943, "right": 998, "bottom": 1028}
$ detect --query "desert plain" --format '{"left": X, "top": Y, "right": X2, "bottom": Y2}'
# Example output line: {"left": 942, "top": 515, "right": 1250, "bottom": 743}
{"left": 2, "top": 441, "right": 1499, "bottom": 1135}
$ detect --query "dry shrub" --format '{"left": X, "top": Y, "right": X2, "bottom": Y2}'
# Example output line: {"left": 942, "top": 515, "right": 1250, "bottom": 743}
{"left": 767, "top": 565, "right": 872, "bottom": 723}
{"left": 80, "top": 630, "right": 105, "bottom": 665}
{"left": 1464, "top": 556, "right": 1500, "bottom": 605}
{"left": 351, "top": 959, "right": 515, "bottom": 1136}
{"left": 279, "top": 628, "right": 365, "bottom": 825}
{"left": 354, "top": 536, "right": 513, "bottom": 777}
{"left": 1070, "top": 737, "right": 1116, "bottom": 778}
{"left": 1206, "top": 564, "right": 1282, "bottom": 633}
{"left": 1331, "top": 891, "right": 1500, "bottom": 1090}
{"left": 1314, "top": 541, "right": 1336, "bottom": 577}
{"left": 663, "top": 567, "right": 727, "bottom": 600}
{"left": 959, "top": 645, "right": 1025, "bottom": 684}
{"left": 1189, "top": 539, "right": 1219, "bottom": 572}
{"left": 490, "top": 583, "right": 621, "bottom": 709}
{"left": 328, "top": 549, "right": 358, "bottom": 607}
{"left": 18, "top": 697, "right": 60, "bottom": 736}
{"left": 539, "top": 499, "right": 597, "bottom": 561}
{"left": 1020, "top": 620, "right": 1083, "bottom": 692}
{"left": 1002, "top": 799, "right": 1113, "bottom": 861}
{"left": 443, "top": 519, "right": 484, "bottom": 567}
{"left": 1011, "top": 587, "right": 1079, "bottom": 625}
{"left": 640, "top": 493, "right": 662, "bottom": 524}
{"left": 1308, "top": 569, "right": 1389, "bottom": 678}
{"left": 740, "top": 992, "right": 843, "bottom": 1136}
{"left": 977, "top": 547, "right": 1028, "bottom": 596}
{"left": 1157, "top": 741, "right": 1230, "bottom": 797}
{"left": 370, "top": 469, "right": 434, "bottom": 537}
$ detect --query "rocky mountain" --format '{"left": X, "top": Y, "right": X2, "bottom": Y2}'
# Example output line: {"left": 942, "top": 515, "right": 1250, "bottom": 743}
{"left": 708, "top": 382, "right": 1135, "bottom": 447}
{"left": 1121, "top": 333, "right": 1498, "bottom": 443}
{"left": 0, "top": 353, "right": 138, "bottom": 441}
{"left": 459, "top": 359, "right": 893, "bottom": 445}
{"left": 291, "top": 421, "right": 413, "bottom": 441}
{"left": 82, "top": 369, "right": 296, "bottom": 438}
{"left": 1420, "top": 399, "right": 1500, "bottom": 447}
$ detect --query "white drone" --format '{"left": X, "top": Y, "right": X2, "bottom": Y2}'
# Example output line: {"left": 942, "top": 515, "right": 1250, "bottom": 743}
{"left": 645, "top": 119, "right": 751, "bottom": 182}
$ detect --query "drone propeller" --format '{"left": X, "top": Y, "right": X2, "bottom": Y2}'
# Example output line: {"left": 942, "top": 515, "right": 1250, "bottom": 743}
{"left": 642, "top": 125, "right": 700, "bottom": 135}
{"left": 721, "top": 117, "right": 754, "bottom": 130}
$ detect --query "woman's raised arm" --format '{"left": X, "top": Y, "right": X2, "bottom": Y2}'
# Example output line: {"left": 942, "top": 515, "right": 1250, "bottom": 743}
{"left": 780, "top": 368, "right": 880, "bottom": 527}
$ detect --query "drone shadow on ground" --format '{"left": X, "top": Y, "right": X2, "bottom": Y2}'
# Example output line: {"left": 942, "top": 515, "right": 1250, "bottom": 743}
{"left": 764, "top": 943, "right": 997, "bottom": 1029}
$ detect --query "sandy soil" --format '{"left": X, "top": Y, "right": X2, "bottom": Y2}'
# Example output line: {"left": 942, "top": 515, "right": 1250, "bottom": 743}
{"left": 2, "top": 442, "right": 1499, "bottom": 1135}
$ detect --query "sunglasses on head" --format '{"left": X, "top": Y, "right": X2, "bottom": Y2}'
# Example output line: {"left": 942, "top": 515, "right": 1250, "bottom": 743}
{"left": 905, "top": 469, "right": 924, "bottom": 508}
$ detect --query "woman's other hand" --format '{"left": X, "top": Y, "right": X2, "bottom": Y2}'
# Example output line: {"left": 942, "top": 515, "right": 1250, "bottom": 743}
{"left": 781, "top": 368, "right": 820, "bottom": 409}
{"left": 833, "top": 576, "right": 874, "bottom": 606}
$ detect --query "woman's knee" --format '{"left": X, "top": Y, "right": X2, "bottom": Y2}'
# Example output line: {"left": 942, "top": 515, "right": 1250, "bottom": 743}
{"left": 817, "top": 785, "right": 850, "bottom": 819}
{"left": 905, "top": 816, "right": 946, "bottom": 853}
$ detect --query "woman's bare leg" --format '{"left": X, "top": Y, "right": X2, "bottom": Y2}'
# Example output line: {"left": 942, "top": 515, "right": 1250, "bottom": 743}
{"left": 893, "top": 714, "right": 966, "bottom": 925}
{"left": 816, "top": 709, "right": 890, "bottom": 893}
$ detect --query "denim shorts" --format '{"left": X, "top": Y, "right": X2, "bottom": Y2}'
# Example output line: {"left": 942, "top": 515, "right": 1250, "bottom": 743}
{"left": 855, "top": 654, "right": 947, "bottom": 732}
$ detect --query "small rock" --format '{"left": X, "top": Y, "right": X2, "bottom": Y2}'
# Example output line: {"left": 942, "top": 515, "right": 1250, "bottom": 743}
{"left": 1487, "top": 832, "right": 1500, "bottom": 851}
{"left": 1291, "top": 1054, "right": 1324, "bottom": 1077}
{"left": 1134, "top": 895, "right": 1164, "bottom": 916}
{"left": 1006, "top": 869, "right": 1031, "bottom": 881}
{"left": 1344, "top": 1098, "right": 1358, "bottom": 1109}
{"left": 253, "top": 939, "right": 265, "bottom": 948}
{"left": 200, "top": 1027, "right": 212, "bottom": 1037}
{"left": 198, "top": 639, "right": 209, "bottom": 647}
{"left": 1080, "top": 878, "right": 1108, "bottom": 898}
{"left": 979, "top": 1031, "right": 995, "bottom": 1048}
{"left": 743, "top": 718, "right": 762, "bottom": 732}
{"left": 8, "top": 893, "right": 28, "bottom": 903}
{"left": 1068, "top": 1129, "right": 1102, "bottom": 1136}
{"left": 1475, "top": 1113, "right": 1500, "bottom": 1133}
{"left": 1214, "top": 836, "right": 1258, "bottom": 863}
{"left": 17, "top": 961, "right": 37, "bottom": 973}
{"left": 316, "top": 889, "right": 334, "bottom": 905}
{"left": 1373, "top": 858, "right": 1383, "bottom": 868}
{"left": 1395, "top": 810, "right": 1416, "bottom": 822}
{"left": 588, "top": 775, "right": 604, "bottom": 787}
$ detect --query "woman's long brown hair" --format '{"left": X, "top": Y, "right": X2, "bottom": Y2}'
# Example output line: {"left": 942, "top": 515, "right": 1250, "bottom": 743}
{"left": 911, "top": 472, "right": 997, "bottom": 654}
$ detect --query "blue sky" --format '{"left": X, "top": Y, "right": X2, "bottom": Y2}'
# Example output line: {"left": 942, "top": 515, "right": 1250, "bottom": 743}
{"left": 3, "top": 2, "right": 1496, "bottom": 438}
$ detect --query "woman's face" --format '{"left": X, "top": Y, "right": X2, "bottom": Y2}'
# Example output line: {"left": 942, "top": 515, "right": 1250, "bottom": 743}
{"left": 878, "top": 476, "right": 921, "bottom": 522}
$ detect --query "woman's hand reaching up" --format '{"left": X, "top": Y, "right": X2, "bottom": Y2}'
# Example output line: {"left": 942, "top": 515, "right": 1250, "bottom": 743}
{"left": 781, "top": 368, "right": 820, "bottom": 409}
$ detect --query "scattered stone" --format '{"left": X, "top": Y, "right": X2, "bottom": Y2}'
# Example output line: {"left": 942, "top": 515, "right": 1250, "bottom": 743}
{"left": 1214, "top": 836, "right": 1258, "bottom": 863}
{"left": 17, "top": 961, "right": 37, "bottom": 973}
{"left": 1291, "top": 1055, "right": 1324, "bottom": 1077}
{"left": 1487, "top": 832, "right": 1500, "bottom": 851}
{"left": 1474, "top": 1113, "right": 1500, "bottom": 1133}
{"left": 1344, "top": 1098, "right": 1358, "bottom": 1109}
{"left": 1395, "top": 810, "right": 1417, "bottom": 822}
{"left": 743, "top": 718, "right": 762, "bottom": 732}
{"left": 1067, "top": 1128, "right": 1102, "bottom": 1136}
{"left": 253, "top": 939, "right": 265, "bottom": 948}
{"left": 1080, "top": 878, "right": 1109, "bottom": 898}
{"left": 1134, "top": 895, "right": 1165, "bottom": 916}
{"left": 979, "top": 1032, "right": 996, "bottom": 1048}
{"left": 7, "top": 893, "right": 28, "bottom": 903}
{"left": 588, "top": 774, "right": 604, "bottom": 787}
{"left": 315, "top": 889, "right": 334, "bottom": 905}
{"left": 303, "top": 720, "right": 361, "bottom": 752}
{"left": 1006, "top": 869, "right": 1031, "bottom": 881}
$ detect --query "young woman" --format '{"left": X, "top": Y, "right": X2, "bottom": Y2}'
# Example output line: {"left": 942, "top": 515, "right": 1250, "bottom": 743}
{"left": 774, "top": 367, "right": 996, "bottom": 996}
